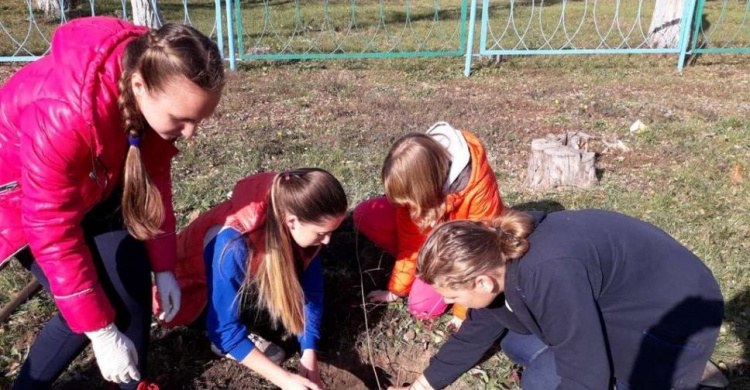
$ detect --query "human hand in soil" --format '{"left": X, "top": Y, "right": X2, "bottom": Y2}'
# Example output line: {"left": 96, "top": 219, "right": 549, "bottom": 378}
{"left": 85, "top": 324, "right": 140, "bottom": 383}
{"left": 155, "top": 271, "right": 181, "bottom": 322}
{"left": 447, "top": 316, "right": 464, "bottom": 333}
{"left": 241, "top": 348, "right": 319, "bottom": 390}
{"left": 298, "top": 349, "right": 325, "bottom": 389}
{"left": 280, "top": 372, "right": 322, "bottom": 390}
{"left": 367, "top": 290, "right": 401, "bottom": 303}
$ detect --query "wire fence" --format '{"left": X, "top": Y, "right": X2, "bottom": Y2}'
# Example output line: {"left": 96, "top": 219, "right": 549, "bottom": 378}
{"left": 0, "top": 0, "right": 223, "bottom": 62}
{"left": 691, "top": 0, "right": 750, "bottom": 54}
{"left": 472, "top": 0, "right": 749, "bottom": 56}
{"left": 232, "top": 0, "right": 469, "bottom": 60}
{"left": 1, "top": 0, "right": 748, "bottom": 73}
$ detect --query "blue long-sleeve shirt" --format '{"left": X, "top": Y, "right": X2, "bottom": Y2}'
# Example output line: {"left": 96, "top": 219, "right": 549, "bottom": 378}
{"left": 204, "top": 227, "right": 324, "bottom": 361}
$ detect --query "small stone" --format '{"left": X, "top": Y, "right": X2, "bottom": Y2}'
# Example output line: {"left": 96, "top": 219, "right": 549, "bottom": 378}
{"left": 630, "top": 120, "right": 648, "bottom": 133}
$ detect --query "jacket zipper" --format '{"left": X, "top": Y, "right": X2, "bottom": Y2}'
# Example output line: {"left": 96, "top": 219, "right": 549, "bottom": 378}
{"left": 0, "top": 181, "right": 18, "bottom": 195}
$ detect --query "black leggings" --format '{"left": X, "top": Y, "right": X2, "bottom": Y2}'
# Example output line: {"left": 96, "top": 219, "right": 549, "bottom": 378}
{"left": 12, "top": 192, "right": 152, "bottom": 389}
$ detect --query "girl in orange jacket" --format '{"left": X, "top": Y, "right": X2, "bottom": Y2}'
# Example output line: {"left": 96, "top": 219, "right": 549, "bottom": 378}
{"left": 354, "top": 122, "right": 504, "bottom": 327}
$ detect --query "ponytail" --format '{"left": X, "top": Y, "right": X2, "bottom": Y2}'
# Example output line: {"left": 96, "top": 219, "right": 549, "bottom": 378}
{"left": 493, "top": 211, "right": 533, "bottom": 260}
{"left": 240, "top": 169, "right": 347, "bottom": 335}
{"left": 256, "top": 173, "right": 306, "bottom": 335}
{"left": 118, "top": 71, "right": 164, "bottom": 240}
{"left": 418, "top": 210, "right": 534, "bottom": 289}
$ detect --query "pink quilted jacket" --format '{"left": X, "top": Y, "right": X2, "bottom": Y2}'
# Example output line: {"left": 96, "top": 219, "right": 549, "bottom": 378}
{"left": 0, "top": 17, "right": 178, "bottom": 333}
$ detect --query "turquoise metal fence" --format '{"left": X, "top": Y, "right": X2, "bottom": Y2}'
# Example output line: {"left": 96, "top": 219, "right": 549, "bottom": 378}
{"left": 466, "top": 0, "right": 701, "bottom": 75}
{"left": 690, "top": 0, "right": 750, "bottom": 55}
{"left": 1, "top": 0, "right": 748, "bottom": 72}
{"left": 230, "top": 0, "right": 469, "bottom": 62}
{"left": 0, "top": 0, "right": 224, "bottom": 62}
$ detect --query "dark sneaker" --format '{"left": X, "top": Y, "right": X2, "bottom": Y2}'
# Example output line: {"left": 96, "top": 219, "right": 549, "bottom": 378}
{"left": 699, "top": 360, "right": 729, "bottom": 388}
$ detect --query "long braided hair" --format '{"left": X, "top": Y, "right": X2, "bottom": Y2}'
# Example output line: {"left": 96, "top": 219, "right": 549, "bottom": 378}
{"left": 117, "top": 24, "right": 224, "bottom": 240}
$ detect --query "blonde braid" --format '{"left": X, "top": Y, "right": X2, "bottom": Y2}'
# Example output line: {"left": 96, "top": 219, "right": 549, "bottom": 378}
{"left": 118, "top": 55, "right": 165, "bottom": 240}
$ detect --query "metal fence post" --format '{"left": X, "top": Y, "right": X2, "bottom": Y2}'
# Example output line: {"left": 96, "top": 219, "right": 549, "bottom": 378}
{"left": 214, "top": 0, "right": 224, "bottom": 60}
{"left": 678, "top": 0, "right": 700, "bottom": 71}
{"left": 225, "top": 0, "right": 236, "bottom": 70}
{"left": 464, "top": 0, "right": 479, "bottom": 77}
{"left": 121, "top": 0, "right": 129, "bottom": 21}
{"left": 689, "top": 0, "right": 707, "bottom": 55}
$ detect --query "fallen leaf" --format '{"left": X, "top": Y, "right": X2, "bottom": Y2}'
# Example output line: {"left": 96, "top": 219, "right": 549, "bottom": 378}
{"left": 730, "top": 164, "right": 743, "bottom": 183}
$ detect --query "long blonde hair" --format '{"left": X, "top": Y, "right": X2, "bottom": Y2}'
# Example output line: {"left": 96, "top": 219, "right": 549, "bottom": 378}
{"left": 382, "top": 133, "right": 450, "bottom": 231}
{"left": 118, "top": 24, "right": 224, "bottom": 240}
{"left": 418, "top": 211, "right": 534, "bottom": 289}
{"left": 243, "top": 168, "right": 347, "bottom": 335}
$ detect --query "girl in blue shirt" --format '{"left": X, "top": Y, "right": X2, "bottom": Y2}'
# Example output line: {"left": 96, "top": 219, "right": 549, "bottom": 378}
{"left": 166, "top": 169, "right": 347, "bottom": 389}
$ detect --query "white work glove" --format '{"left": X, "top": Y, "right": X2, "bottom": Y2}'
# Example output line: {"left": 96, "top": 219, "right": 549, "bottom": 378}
{"left": 85, "top": 323, "right": 140, "bottom": 383}
{"left": 155, "top": 271, "right": 181, "bottom": 322}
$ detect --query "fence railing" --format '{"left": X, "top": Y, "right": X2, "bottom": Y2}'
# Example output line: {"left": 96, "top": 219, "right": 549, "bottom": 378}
{"left": 1, "top": 0, "right": 748, "bottom": 74}
{"left": 232, "top": 0, "right": 469, "bottom": 61}
{"left": 690, "top": 0, "right": 750, "bottom": 55}
{"left": 0, "top": 0, "right": 224, "bottom": 62}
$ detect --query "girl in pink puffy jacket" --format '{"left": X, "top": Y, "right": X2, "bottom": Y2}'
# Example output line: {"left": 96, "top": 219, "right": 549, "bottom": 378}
{"left": 0, "top": 17, "right": 224, "bottom": 389}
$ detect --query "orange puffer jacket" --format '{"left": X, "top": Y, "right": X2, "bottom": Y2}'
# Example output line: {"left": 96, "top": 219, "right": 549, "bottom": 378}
{"left": 388, "top": 130, "right": 504, "bottom": 301}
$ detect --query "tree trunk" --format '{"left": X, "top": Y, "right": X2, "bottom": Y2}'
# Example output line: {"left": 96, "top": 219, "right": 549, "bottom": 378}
{"left": 34, "top": 0, "right": 72, "bottom": 18}
{"left": 526, "top": 132, "right": 597, "bottom": 191}
{"left": 646, "top": 0, "right": 685, "bottom": 48}
{"left": 131, "top": 0, "right": 164, "bottom": 28}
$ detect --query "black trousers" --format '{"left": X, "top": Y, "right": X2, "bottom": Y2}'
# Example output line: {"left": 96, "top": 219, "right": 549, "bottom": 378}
{"left": 12, "top": 190, "right": 152, "bottom": 390}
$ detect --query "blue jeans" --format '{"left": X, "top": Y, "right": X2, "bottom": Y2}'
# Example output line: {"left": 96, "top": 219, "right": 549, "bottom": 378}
{"left": 501, "top": 331, "right": 631, "bottom": 390}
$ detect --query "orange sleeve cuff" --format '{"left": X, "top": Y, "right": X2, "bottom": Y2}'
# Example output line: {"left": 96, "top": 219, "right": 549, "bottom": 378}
{"left": 452, "top": 304, "right": 468, "bottom": 320}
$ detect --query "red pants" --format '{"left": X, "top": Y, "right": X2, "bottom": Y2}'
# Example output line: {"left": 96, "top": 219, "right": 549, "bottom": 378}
{"left": 353, "top": 197, "right": 448, "bottom": 320}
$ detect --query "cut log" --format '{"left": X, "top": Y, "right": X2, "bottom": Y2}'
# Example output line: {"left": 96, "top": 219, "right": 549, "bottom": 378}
{"left": 526, "top": 132, "right": 597, "bottom": 191}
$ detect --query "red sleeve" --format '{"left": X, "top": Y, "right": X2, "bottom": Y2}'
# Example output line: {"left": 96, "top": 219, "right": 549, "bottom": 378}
{"left": 141, "top": 130, "right": 178, "bottom": 272}
{"left": 19, "top": 101, "right": 114, "bottom": 333}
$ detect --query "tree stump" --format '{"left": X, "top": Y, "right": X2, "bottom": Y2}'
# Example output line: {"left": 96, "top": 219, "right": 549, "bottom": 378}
{"left": 526, "top": 132, "right": 597, "bottom": 191}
